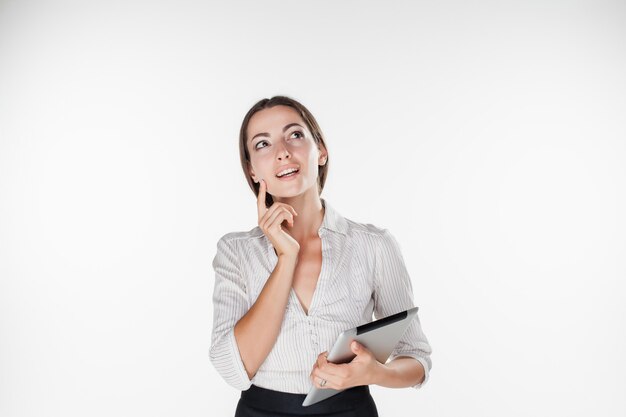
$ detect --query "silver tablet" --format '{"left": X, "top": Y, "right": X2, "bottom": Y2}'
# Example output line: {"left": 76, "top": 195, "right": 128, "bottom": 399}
{"left": 302, "top": 307, "right": 419, "bottom": 407}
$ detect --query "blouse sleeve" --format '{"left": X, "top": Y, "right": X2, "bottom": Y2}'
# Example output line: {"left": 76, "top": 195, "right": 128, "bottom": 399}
{"left": 373, "top": 229, "right": 433, "bottom": 389}
{"left": 209, "top": 235, "right": 253, "bottom": 391}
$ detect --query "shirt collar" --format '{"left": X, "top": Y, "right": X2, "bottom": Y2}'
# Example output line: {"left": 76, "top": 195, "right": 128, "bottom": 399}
{"left": 319, "top": 198, "right": 349, "bottom": 236}
{"left": 253, "top": 198, "right": 349, "bottom": 239}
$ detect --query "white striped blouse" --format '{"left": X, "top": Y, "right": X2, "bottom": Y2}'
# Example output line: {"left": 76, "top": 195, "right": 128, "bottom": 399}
{"left": 210, "top": 198, "right": 432, "bottom": 394}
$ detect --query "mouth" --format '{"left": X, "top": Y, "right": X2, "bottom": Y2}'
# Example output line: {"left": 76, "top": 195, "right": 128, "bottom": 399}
{"left": 275, "top": 168, "right": 300, "bottom": 180}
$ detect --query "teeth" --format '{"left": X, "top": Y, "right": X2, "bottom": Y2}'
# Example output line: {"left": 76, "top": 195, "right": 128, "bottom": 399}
{"left": 277, "top": 168, "right": 298, "bottom": 177}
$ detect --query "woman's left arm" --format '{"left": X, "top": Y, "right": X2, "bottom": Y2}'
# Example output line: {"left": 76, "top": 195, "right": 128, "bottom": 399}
{"left": 311, "top": 229, "right": 432, "bottom": 391}
{"left": 373, "top": 356, "right": 425, "bottom": 388}
{"left": 369, "top": 228, "right": 433, "bottom": 389}
{"left": 310, "top": 341, "right": 425, "bottom": 390}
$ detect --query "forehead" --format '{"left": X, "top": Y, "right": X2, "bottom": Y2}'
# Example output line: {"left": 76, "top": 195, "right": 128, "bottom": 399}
{"left": 247, "top": 105, "right": 307, "bottom": 138}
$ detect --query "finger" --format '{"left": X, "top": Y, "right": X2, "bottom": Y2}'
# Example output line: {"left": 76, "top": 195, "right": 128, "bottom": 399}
{"left": 266, "top": 201, "right": 298, "bottom": 219}
{"left": 257, "top": 179, "right": 267, "bottom": 219}
{"left": 351, "top": 341, "right": 373, "bottom": 358}
{"left": 262, "top": 206, "right": 293, "bottom": 231}
{"left": 264, "top": 206, "right": 294, "bottom": 230}
{"left": 317, "top": 356, "right": 344, "bottom": 379}
{"left": 311, "top": 368, "right": 338, "bottom": 390}
{"left": 317, "top": 352, "right": 340, "bottom": 371}
{"left": 259, "top": 203, "right": 287, "bottom": 230}
{"left": 269, "top": 202, "right": 298, "bottom": 219}
{"left": 316, "top": 352, "right": 329, "bottom": 369}
{"left": 313, "top": 377, "right": 332, "bottom": 389}
{"left": 259, "top": 202, "right": 289, "bottom": 224}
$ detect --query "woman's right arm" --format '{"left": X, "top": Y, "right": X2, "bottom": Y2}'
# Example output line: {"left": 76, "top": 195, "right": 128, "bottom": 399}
{"left": 210, "top": 179, "right": 300, "bottom": 388}
{"left": 234, "top": 254, "right": 297, "bottom": 380}
{"left": 235, "top": 179, "right": 301, "bottom": 379}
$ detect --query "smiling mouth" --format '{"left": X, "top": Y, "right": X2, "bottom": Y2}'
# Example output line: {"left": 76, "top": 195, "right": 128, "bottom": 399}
{"left": 276, "top": 169, "right": 300, "bottom": 178}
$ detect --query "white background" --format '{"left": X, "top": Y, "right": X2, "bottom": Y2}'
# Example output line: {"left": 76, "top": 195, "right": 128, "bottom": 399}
{"left": 1, "top": 1, "right": 625, "bottom": 416}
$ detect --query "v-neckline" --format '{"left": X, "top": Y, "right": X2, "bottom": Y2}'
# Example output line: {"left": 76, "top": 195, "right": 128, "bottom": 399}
{"left": 290, "top": 266, "right": 322, "bottom": 316}
{"left": 290, "top": 236, "right": 327, "bottom": 317}
{"left": 268, "top": 233, "right": 328, "bottom": 317}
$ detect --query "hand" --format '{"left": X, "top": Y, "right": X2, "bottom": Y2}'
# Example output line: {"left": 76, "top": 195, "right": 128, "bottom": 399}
{"left": 257, "top": 179, "right": 300, "bottom": 259}
{"left": 310, "top": 341, "right": 381, "bottom": 391}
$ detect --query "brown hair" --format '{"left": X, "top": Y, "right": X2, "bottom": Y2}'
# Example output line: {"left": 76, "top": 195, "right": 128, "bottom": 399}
{"left": 239, "top": 95, "right": 329, "bottom": 207}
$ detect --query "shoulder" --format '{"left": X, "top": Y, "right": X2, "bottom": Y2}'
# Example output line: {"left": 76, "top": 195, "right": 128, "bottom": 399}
{"left": 342, "top": 216, "right": 396, "bottom": 248}
{"left": 345, "top": 218, "right": 387, "bottom": 237}
{"left": 215, "top": 226, "right": 265, "bottom": 251}
{"left": 338, "top": 219, "right": 398, "bottom": 254}
{"left": 342, "top": 216, "right": 404, "bottom": 256}
{"left": 217, "top": 227, "right": 263, "bottom": 242}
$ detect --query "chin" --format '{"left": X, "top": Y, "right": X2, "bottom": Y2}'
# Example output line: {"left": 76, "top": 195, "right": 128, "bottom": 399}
{"left": 270, "top": 190, "right": 302, "bottom": 199}
{"left": 270, "top": 183, "right": 317, "bottom": 200}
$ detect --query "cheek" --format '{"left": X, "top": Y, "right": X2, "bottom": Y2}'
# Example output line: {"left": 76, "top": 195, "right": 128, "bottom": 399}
{"left": 307, "top": 150, "right": 321, "bottom": 167}
{"left": 250, "top": 152, "right": 272, "bottom": 168}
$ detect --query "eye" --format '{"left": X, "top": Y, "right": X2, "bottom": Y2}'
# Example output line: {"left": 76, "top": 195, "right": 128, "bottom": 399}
{"left": 254, "top": 140, "right": 268, "bottom": 150}
{"left": 290, "top": 130, "right": 304, "bottom": 139}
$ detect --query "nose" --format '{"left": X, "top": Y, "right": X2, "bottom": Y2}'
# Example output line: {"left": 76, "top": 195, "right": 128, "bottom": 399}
{"left": 275, "top": 141, "right": 291, "bottom": 161}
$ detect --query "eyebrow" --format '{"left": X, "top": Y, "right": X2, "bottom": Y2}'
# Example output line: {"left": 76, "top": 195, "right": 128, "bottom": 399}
{"left": 249, "top": 123, "right": 304, "bottom": 143}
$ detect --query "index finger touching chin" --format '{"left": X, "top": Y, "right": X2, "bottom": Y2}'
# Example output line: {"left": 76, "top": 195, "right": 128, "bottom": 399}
{"left": 257, "top": 179, "right": 267, "bottom": 214}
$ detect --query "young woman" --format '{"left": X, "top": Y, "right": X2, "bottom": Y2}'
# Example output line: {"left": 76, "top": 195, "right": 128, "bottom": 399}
{"left": 210, "top": 96, "right": 432, "bottom": 416}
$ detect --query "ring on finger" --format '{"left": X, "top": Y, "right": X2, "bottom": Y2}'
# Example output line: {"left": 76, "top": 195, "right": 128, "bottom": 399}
{"left": 319, "top": 378, "right": 327, "bottom": 387}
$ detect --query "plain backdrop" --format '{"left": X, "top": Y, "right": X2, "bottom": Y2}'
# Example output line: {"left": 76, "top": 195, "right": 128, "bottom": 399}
{"left": 1, "top": 1, "right": 625, "bottom": 416}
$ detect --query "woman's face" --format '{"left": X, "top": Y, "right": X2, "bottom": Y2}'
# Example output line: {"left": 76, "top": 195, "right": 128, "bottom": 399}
{"left": 246, "top": 105, "right": 327, "bottom": 200}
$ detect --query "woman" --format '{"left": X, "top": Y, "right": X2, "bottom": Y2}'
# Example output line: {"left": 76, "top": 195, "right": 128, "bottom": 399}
{"left": 210, "top": 96, "right": 432, "bottom": 416}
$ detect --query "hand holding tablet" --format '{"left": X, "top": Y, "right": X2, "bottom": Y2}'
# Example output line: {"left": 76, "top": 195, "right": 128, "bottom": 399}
{"left": 303, "top": 307, "right": 419, "bottom": 407}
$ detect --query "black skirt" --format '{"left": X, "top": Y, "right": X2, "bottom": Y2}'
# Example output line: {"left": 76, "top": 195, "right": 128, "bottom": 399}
{"left": 235, "top": 384, "right": 379, "bottom": 417}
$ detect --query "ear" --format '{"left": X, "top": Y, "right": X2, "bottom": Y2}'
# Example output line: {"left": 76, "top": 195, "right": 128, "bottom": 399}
{"left": 318, "top": 145, "right": 328, "bottom": 166}
{"left": 247, "top": 162, "right": 258, "bottom": 183}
